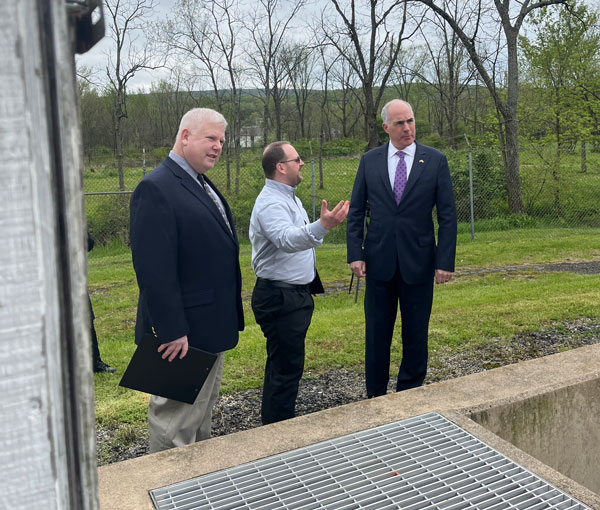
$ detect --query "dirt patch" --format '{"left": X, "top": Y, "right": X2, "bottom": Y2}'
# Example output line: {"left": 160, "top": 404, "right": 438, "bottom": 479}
{"left": 457, "top": 260, "right": 600, "bottom": 277}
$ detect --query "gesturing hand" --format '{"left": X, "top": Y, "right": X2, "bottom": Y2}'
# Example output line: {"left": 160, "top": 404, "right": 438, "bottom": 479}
{"left": 158, "top": 335, "right": 189, "bottom": 362}
{"left": 319, "top": 199, "right": 350, "bottom": 230}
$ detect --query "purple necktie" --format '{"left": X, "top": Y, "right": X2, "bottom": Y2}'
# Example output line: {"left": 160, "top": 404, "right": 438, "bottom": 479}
{"left": 393, "top": 151, "right": 407, "bottom": 204}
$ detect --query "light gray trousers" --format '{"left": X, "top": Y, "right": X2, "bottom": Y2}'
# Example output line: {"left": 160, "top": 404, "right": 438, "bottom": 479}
{"left": 148, "top": 351, "right": 225, "bottom": 453}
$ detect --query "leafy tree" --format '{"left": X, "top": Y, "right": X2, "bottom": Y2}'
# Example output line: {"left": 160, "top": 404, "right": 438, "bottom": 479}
{"left": 521, "top": 1, "right": 600, "bottom": 167}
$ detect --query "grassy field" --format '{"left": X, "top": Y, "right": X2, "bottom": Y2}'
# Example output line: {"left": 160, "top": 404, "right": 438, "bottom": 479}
{"left": 90, "top": 228, "right": 600, "bottom": 430}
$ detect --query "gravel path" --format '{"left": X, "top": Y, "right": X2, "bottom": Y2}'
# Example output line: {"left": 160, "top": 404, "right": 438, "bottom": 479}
{"left": 213, "top": 317, "right": 600, "bottom": 437}
{"left": 96, "top": 261, "right": 600, "bottom": 465}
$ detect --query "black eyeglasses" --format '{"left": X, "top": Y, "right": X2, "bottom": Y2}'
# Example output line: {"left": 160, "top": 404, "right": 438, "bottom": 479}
{"left": 279, "top": 156, "right": 302, "bottom": 164}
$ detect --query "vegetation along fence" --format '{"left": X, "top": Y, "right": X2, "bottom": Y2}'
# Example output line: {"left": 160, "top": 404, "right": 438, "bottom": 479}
{"left": 84, "top": 143, "right": 600, "bottom": 254}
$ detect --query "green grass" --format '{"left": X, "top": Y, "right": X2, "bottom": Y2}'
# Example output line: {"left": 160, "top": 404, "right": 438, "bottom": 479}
{"left": 89, "top": 229, "right": 600, "bottom": 428}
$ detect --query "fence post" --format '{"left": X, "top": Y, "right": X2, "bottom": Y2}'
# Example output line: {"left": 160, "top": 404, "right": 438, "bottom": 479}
{"left": 464, "top": 134, "right": 475, "bottom": 241}
{"left": 309, "top": 140, "right": 316, "bottom": 222}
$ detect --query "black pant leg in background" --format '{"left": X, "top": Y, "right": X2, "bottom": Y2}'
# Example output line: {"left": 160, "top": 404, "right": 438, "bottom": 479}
{"left": 88, "top": 295, "right": 101, "bottom": 365}
{"left": 251, "top": 281, "right": 314, "bottom": 425}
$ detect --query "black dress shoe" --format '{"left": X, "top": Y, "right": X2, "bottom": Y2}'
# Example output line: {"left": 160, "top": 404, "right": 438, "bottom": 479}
{"left": 94, "top": 361, "right": 116, "bottom": 373}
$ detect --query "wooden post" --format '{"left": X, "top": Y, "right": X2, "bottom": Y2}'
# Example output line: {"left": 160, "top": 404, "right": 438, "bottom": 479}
{"left": 0, "top": 1, "right": 97, "bottom": 509}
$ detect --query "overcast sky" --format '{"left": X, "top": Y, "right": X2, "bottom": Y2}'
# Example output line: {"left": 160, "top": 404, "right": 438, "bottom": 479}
{"left": 76, "top": 0, "right": 176, "bottom": 91}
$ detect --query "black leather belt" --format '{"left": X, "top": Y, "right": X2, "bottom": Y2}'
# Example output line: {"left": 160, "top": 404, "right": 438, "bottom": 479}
{"left": 256, "top": 277, "right": 310, "bottom": 291}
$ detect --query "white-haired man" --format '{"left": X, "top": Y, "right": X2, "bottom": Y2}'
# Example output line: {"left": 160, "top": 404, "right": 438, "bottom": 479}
{"left": 130, "top": 108, "right": 244, "bottom": 452}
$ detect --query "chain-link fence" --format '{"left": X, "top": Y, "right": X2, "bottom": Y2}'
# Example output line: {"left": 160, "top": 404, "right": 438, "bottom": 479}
{"left": 84, "top": 144, "right": 600, "bottom": 254}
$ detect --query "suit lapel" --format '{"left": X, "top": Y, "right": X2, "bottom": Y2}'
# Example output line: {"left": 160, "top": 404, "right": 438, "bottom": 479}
{"left": 376, "top": 143, "right": 396, "bottom": 203}
{"left": 400, "top": 142, "right": 426, "bottom": 201}
{"left": 165, "top": 159, "right": 237, "bottom": 243}
{"left": 203, "top": 174, "right": 238, "bottom": 243}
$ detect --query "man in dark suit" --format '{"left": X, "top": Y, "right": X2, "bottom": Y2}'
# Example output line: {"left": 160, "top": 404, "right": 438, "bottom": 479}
{"left": 130, "top": 108, "right": 244, "bottom": 452}
{"left": 347, "top": 99, "right": 457, "bottom": 398}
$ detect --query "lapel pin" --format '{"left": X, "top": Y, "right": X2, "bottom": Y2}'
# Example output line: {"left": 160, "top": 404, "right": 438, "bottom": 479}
{"left": 419, "top": 159, "right": 424, "bottom": 164}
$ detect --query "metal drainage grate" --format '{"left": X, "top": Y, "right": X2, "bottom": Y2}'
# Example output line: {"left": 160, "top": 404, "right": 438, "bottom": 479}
{"left": 150, "top": 412, "right": 590, "bottom": 510}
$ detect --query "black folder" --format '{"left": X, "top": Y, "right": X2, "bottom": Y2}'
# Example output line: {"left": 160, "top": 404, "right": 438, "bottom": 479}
{"left": 119, "top": 334, "right": 218, "bottom": 404}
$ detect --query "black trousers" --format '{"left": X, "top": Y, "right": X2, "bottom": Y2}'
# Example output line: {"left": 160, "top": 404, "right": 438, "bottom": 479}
{"left": 251, "top": 279, "right": 314, "bottom": 425}
{"left": 364, "top": 269, "right": 434, "bottom": 397}
{"left": 88, "top": 295, "right": 101, "bottom": 365}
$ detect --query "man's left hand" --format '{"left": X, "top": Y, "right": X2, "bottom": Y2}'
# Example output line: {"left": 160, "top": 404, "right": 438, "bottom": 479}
{"left": 319, "top": 200, "right": 350, "bottom": 230}
{"left": 435, "top": 269, "right": 453, "bottom": 284}
{"left": 158, "top": 335, "right": 189, "bottom": 362}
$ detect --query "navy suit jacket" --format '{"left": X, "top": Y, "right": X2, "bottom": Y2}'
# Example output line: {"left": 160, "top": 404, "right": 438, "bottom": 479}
{"left": 347, "top": 142, "right": 457, "bottom": 284}
{"left": 130, "top": 157, "right": 244, "bottom": 353}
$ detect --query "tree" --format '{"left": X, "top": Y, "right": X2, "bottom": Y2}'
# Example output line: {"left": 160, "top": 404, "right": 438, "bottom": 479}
{"left": 521, "top": 2, "right": 600, "bottom": 164}
{"left": 158, "top": 0, "right": 246, "bottom": 192}
{"left": 281, "top": 44, "right": 319, "bottom": 139}
{"left": 409, "top": 0, "right": 569, "bottom": 214}
{"left": 104, "top": 0, "right": 162, "bottom": 190}
{"left": 389, "top": 46, "right": 428, "bottom": 118}
{"left": 519, "top": 1, "right": 600, "bottom": 216}
{"left": 242, "top": 0, "right": 306, "bottom": 146}
{"left": 78, "top": 83, "right": 113, "bottom": 160}
{"left": 146, "top": 72, "right": 194, "bottom": 147}
{"left": 328, "top": 54, "right": 364, "bottom": 139}
{"left": 321, "top": 0, "right": 419, "bottom": 149}
{"left": 315, "top": 44, "right": 342, "bottom": 188}
{"left": 415, "top": 4, "right": 477, "bottom": 148}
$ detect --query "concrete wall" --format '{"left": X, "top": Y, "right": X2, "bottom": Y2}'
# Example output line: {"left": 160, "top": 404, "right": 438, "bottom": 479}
{"left": 98, "top": 344, "right": 600, "bottom": 509}
{"left": 470, "top": 378, "right": 600, "bottom": 494}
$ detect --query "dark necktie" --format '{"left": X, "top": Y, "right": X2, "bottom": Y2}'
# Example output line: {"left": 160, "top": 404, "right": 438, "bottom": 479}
{"left": 197, "top": 174, "right": 232, "bottom": 234}
{"left": 394, "top": 151, "right": 407, "bottom": 204}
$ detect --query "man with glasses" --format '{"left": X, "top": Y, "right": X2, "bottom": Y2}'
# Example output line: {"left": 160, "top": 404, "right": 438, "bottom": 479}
{"left": 250, "top": 141, "right": 349, "bottom": 425}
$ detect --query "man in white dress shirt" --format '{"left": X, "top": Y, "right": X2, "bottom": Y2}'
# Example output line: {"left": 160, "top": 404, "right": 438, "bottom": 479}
{"left": 250, "top": 141, "right": 349, "bottom": 425}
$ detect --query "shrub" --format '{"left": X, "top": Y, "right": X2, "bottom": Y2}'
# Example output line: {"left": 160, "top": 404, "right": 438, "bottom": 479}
{"left": 87, "top": 194, "right": 131, "bottom": 246}
{"left": 449, "top": 147, "right": 506, "bottom": 222}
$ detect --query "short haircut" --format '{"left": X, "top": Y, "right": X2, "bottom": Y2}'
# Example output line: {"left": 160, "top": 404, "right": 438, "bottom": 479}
{"left": 176, "top": 108, "right": 227, "bottom": 139}
{"left": 380, "top": 99, "right": 413, "bottom": 124}
{"left": 262, "top": 141, "right": 290, "bottom": 178}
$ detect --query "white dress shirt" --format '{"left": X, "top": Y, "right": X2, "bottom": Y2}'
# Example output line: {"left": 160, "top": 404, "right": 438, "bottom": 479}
{"left": 387, "top": 142, "right": 416, "bottom": 191}
{"left": 249, "top": 179, "right": 328, "bottom": 284}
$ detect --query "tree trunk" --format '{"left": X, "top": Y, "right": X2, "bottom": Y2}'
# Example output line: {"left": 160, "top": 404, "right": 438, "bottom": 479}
{"left": 364, "top": 84, "right": 379, "bottom": 149}
{"left": 503, "top": 29, "right": 524, "bottom": 214}
{"left": 262, "top": 96, "right": 269, "bottom": 147}
{"left": 503, "top": 114, "right": 524, "bottom": 214}
{"left": 115, "top": 117, "right": 125, "bottom": 191}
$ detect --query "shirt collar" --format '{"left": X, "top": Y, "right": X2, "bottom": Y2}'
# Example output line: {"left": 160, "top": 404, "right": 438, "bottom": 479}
{"left": 388, "top": 141, "right": 416, "bottom": 159}
{"left": 169, "top": 150, "right": 199, "bottom": 181}
{"left": 265, "top": 178, "right": 297, "bottom": 196}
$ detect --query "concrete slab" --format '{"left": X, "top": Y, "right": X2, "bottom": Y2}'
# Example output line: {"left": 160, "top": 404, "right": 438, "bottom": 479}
{"left": 98, "top": 343, "right": 600, "bottom": 509}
